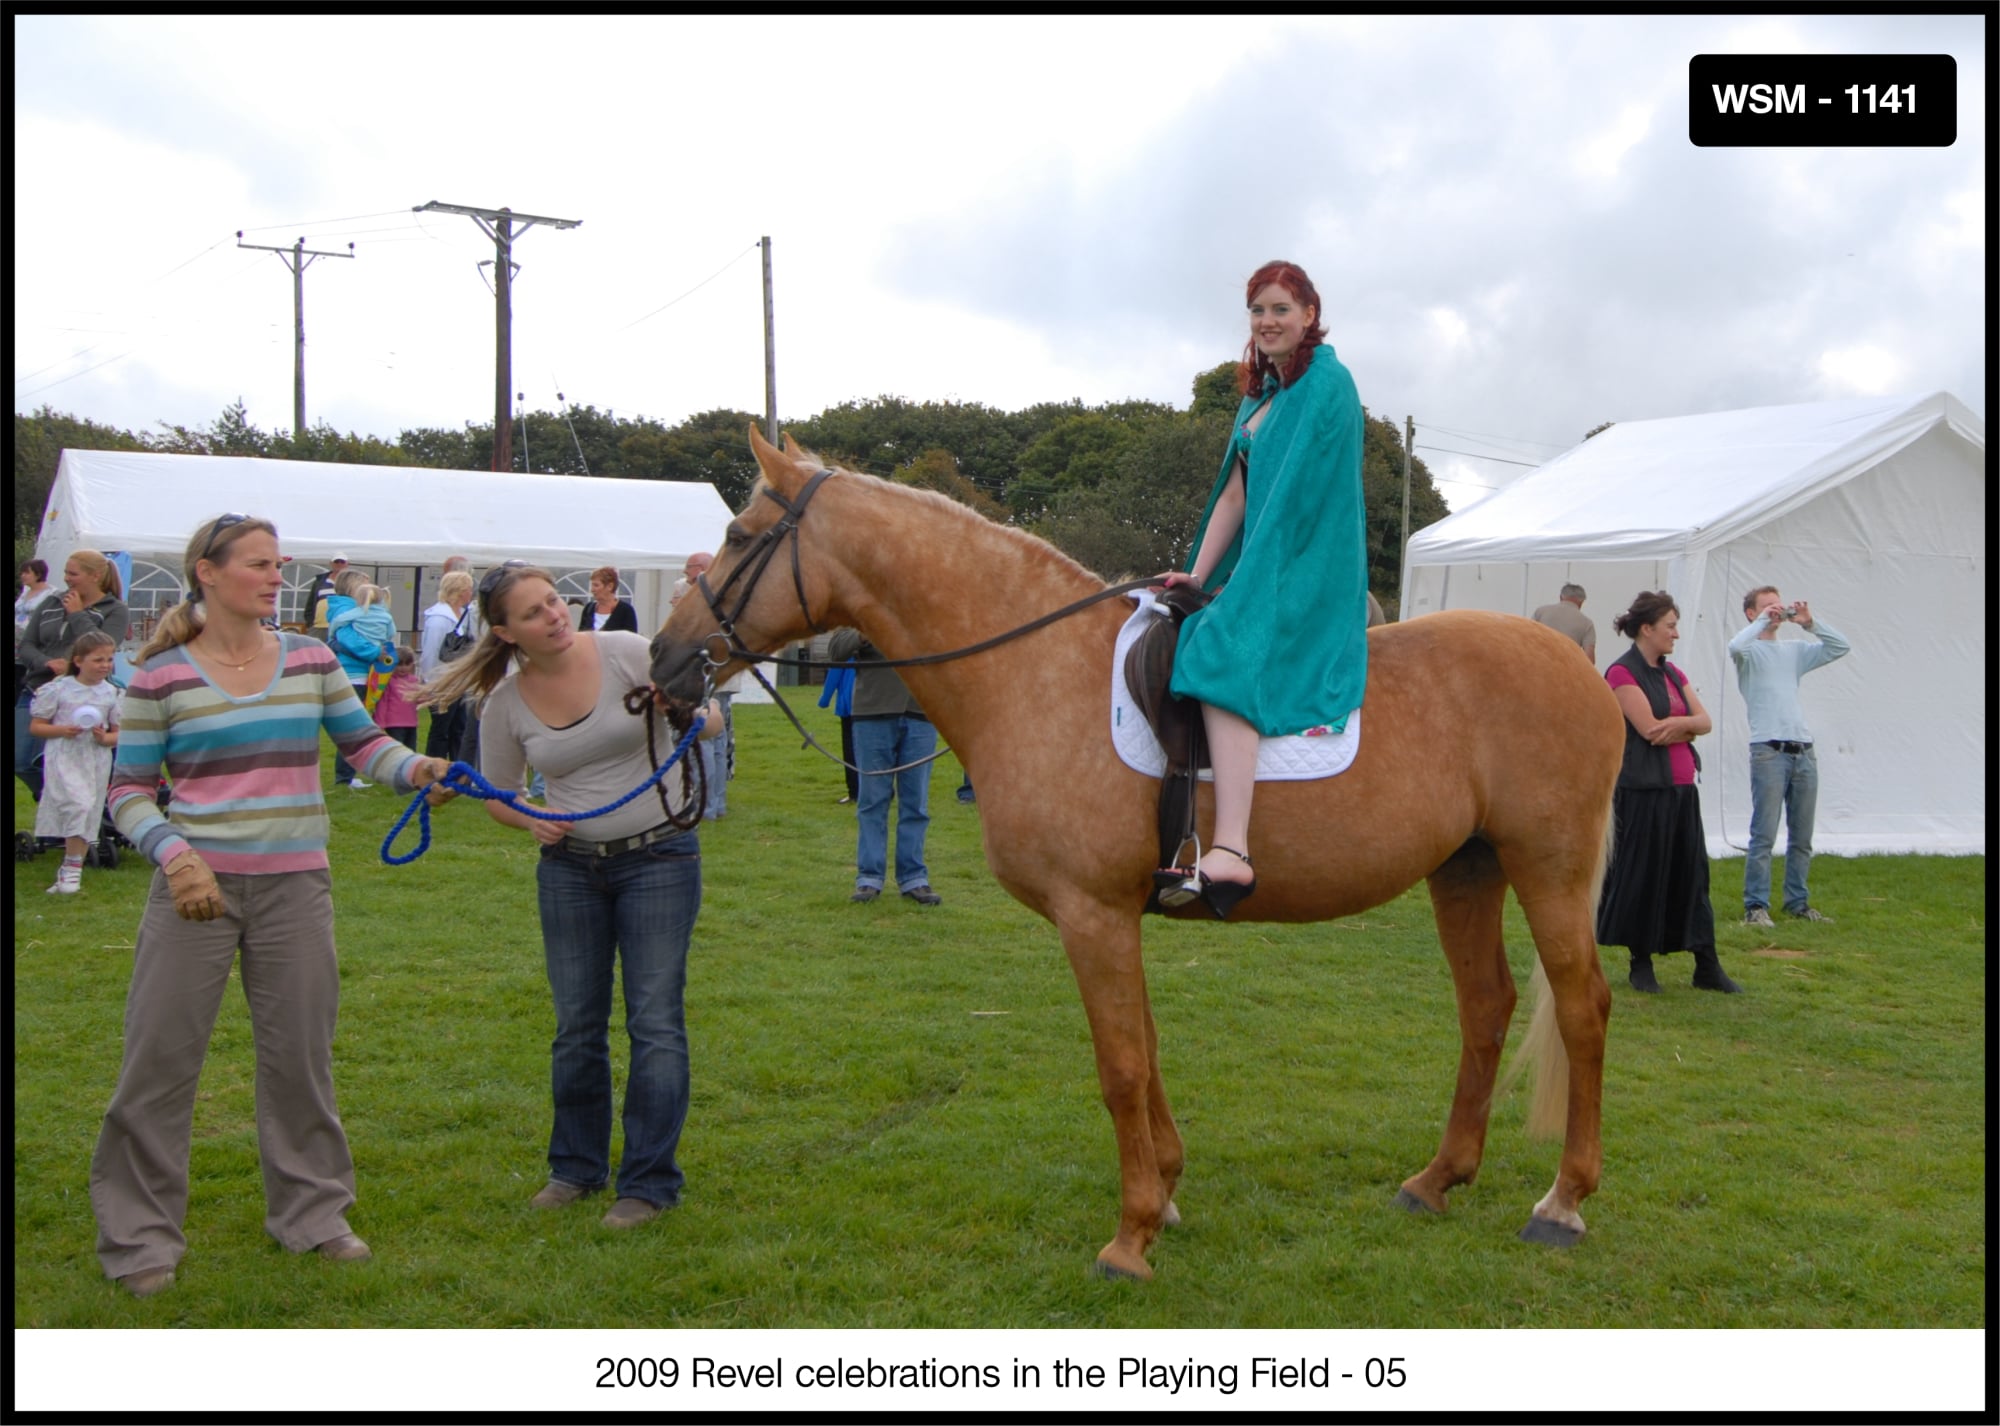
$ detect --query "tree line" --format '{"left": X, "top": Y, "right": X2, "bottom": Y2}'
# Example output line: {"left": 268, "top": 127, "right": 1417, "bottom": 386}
{"left": 12, "top": 363, "right": 1447, "bottom": 612}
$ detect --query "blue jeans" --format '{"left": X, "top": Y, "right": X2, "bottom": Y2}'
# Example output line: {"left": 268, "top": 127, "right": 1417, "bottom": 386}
{"left": 700, "top": 693, "right": 733, "bottom": 819}
{"left": 14, "top": 686, "right": 45, "bottom": 799}
{"left": 851, "top": 715, "right": 936, "bottom": 893}
{"left": 1744, "top": 743, "right": 1818, "bottom": 913}
{"left": 331, "top": 683, "right": 366, "bottom": 783}
{"left": 535, "top": 831, "right": 701, "bottom": 1207}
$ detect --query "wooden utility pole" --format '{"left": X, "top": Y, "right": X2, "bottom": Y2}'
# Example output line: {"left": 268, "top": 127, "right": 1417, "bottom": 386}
{"left": 414, "top": 201, "right": 581, "bottom": 471}
{"left": 1400, "top": 415, "right": 1415, "bottom": 608}
{"left": 235, "top": 233, "right": 353, "bottom": 439}
{"left": 761, "top": 236, "right": 778, "bottom": 443}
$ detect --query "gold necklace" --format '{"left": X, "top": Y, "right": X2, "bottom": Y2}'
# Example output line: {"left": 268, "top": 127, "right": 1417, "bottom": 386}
{"left": 204, "top": 634, "right": 268, "bottom": 670}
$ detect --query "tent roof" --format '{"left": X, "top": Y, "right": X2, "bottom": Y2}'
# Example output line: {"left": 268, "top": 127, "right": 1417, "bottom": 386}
{"left": 1405, "top": 391, "right": 1984, "bottom": 566}
{"left": 41, "top": 449, "right": 735, "bottom": 570}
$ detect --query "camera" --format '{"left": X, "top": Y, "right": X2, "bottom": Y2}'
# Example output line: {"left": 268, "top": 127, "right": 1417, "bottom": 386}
{"left": 1777, "top": 604, "right": 1803, "bottom": 621}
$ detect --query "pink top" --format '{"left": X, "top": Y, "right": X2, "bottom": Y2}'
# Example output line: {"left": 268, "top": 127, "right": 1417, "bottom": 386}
{"left": 374, "top": 669, "right": 421, "bottom": 730}
{"left": 1605, "top": 660, "right": 1697, "bottom": 785}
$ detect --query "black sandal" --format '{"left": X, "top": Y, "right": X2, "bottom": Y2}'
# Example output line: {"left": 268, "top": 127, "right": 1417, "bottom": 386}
{"left": 1157, "top": 848, "right": 1256, "bottom": 918}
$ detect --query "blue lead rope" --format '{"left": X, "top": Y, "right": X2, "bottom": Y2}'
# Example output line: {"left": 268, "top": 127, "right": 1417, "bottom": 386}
{"left": 381, "top": 714, "right": 706, "bottom": 865}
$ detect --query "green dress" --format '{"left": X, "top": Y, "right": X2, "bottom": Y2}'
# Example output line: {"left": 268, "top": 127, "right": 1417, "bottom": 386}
{"left": 1169, "top": 342, "right": 1369, "bottom": 737}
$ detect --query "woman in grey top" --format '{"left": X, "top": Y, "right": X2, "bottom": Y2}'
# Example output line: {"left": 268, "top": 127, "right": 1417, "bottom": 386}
{"left": 422, "top": 564, "right": 721, "bottom": 1230}
{"left": 17, "top": 549, "right": 130, "bottom": 801}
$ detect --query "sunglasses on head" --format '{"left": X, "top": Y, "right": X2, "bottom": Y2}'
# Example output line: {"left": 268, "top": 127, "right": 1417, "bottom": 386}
{"left": 478, "top": 559, "right": 531, "bottom": 609}
{"left": 199, "top": 513, "right": 249, "bottom": 562}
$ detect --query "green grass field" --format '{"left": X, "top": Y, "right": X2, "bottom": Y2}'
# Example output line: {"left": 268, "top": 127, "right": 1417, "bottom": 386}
{"left": 11, "top": 703, "right": 1987, "bottom": 1329}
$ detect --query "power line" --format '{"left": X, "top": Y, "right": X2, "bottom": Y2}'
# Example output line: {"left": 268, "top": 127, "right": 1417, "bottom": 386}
{"left": 1413, "top": 443, "right": 1542, "bottom": 468}
{"left": 616, "top": 242, "right": 759, "bottom": 331}
{"left": 237, "top": 207, "right": 413, "bottom": 234}
{"left": 1423, "top": 422, "right": 1568, "bottom": 452}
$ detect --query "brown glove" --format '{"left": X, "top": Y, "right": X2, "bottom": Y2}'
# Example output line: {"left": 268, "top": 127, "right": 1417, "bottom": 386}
{"left": 164, "top": 849, "right": 226, "bottom": 922}
{"left": 411, "top": 756, "right": 458, "bottom": 806}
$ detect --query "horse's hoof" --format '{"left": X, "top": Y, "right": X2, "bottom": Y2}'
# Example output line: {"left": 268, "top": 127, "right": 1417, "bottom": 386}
{"left": 1393, "top": 1187, "right": 1444, "bottom": 1215}
{"left": 1161, "top": 1199, "right": 1181, "bottom": 1228}
{"left": 1093, "top": 1246, "right": 1154, "bottom": 1282}
{"left": 1517, "top": 1216, "right": 1584, "bottom": 1248}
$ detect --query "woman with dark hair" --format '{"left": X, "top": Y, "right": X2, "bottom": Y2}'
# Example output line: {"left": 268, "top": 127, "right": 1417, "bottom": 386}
{"left": 423, "top": 564, "right": 721, "bottom": 1228}
{"left": 1153, "top": 259, "right": 1369, "bottom": 918}
{"left": 90, "top": 513, "right": 454, "bottom": 1297}
{"left": 578, "top": 565, "right": 637, "bottom": 633}
{"left": 1595, "top": 590, "right": 1741, "bottom": 995}
{"left": 17, "top": 550, "right": 130, "bottom": 801}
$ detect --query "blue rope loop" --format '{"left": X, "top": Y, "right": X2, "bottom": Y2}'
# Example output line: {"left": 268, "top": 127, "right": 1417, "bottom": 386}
{"left": 381, "top": 714, "right": 706, "bottom": 866}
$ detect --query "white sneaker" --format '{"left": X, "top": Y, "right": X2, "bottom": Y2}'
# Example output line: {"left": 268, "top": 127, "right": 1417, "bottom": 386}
{"left": 48, "top": 864, "right": 81, "bottom": 894}
{"left": 348, "top": 777, "right": 372, "bottom": 790}
{"left": 1742, "top": 908, "right": 1774, "bottom": 928}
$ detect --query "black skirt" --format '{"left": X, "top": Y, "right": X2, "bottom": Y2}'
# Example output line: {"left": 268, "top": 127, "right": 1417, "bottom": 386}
{"left": 1595, "top": 783, "right": 1716, "bottom": 958}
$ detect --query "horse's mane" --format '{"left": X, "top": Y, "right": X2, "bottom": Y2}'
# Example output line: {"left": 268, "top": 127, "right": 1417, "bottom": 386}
{"left": 768, "top": 449, "right": 1108, "bottom": 593}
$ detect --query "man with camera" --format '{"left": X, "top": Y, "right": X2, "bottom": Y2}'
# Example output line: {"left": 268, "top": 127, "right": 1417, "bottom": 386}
{"left": 1728, "top": 587, "right": 1850, "bottom": 927}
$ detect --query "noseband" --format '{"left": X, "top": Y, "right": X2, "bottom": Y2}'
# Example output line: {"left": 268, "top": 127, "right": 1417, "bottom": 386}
{"left": 692, "top": 469, "right": 834, "bottom": 676}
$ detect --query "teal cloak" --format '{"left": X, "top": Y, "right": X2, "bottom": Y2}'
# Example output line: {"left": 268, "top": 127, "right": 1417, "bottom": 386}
{"left": 1169, "top": 342, "right": 1369, "bottom": 737}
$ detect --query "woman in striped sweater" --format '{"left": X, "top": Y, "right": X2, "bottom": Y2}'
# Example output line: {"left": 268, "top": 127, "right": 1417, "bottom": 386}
{"left": 89, "top": 514, "right": 455, "bottom": 1299}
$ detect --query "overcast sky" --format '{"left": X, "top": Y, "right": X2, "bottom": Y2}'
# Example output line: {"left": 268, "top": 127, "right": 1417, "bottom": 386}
{"left": 12, "top": 13, "right": 1987, "bottom": 508}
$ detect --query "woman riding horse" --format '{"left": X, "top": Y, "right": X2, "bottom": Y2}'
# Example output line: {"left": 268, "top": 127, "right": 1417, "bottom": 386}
{"left": 1157, "top": 259, "right": 1369, "bottom": 918}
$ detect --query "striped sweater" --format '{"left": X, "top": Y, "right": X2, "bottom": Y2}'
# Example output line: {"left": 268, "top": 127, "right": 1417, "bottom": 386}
{"left": 108, "top": 634, "right": 424, "bottom": 874}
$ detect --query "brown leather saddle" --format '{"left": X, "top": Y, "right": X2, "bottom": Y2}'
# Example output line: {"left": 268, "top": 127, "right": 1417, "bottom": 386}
{"left": 1123, "top": 585, "right": 1212, "bottom": 908}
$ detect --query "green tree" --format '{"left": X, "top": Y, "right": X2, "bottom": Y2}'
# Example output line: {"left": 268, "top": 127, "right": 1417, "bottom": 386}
{"left": 1358, "top": 409, "right": 1447, "bottom": 616}
{"left": 1190, "top": 361, "right": 1243, "bottom": 420}
{"left": 619, "top": 409, "right": 765, "bottom": 511}
{"left": 1030, "top": 410, "right": 1230, "bottom": 580}
{"left": 1009, "top": 411, "right": 1142, "bottom": 519}
{"left": 396, "top": 422, "right": 491, "bottom": 471}
{"left": 785, "top": 397, "right": 1021, "bottom": 508}
{"left": 895, "top": 447, "right": 1010, "bottom": 523}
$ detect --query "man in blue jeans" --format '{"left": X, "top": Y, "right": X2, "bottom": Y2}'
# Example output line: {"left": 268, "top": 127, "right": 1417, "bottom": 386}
{"left": 1728, "top": 587, "right": 1850, "bottom": 926}
{"left": 828, "top": 628, "right": 940, "bottom": 906}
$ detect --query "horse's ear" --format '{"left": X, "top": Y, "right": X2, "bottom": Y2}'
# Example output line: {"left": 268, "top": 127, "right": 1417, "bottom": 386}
{"left": 748, "top": 423, "right": 805, "bottom": 496}
{"left": 782, "top": 433, "right": 806, "bottom": 458}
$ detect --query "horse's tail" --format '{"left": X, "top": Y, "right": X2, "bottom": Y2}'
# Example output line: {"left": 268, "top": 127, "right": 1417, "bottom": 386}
{"left": 1509, "top": 960, "right": 1567, "bottom": 1139}
{"left": 1504, "top": 796, "right": 1613, "bottom": 1140}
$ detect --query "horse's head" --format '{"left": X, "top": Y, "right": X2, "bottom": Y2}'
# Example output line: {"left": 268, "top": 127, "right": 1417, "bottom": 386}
{"left": 649, "top": 425, "right": 839, "bottom": 707}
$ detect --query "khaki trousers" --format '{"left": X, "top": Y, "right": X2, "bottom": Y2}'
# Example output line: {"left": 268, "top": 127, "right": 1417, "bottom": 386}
{"left": 90, "top": 868, "right": 356, "bottom": 1278}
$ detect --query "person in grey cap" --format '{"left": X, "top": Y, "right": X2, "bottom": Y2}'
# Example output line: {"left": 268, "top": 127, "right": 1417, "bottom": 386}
{"left": 304, "top": 555, "right": 349, "bottom": 639}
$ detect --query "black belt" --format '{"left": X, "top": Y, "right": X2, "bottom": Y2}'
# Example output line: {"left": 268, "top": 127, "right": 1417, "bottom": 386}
{"left": 559, "top": 822, "right": 684, "bottom": 858}
{"left": 1762, "top": 740, "right": 1812, "bottom": 755}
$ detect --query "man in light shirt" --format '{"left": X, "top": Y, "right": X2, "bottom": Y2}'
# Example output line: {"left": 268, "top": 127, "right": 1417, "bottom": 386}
{"left": 1530, "top": 583, "right": 1596, "bottom": 662}
{"left": 1727, "top": 587, "right": 1851, "bottom": 926}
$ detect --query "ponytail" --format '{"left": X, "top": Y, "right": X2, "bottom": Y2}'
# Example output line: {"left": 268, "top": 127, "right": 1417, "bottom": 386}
{"left": 135, "top": 514, "right": 279, "bottom": 667}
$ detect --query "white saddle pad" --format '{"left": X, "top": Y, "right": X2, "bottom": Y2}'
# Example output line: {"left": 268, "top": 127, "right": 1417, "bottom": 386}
{"left": 1110, "top": 591, "right": 1361, "bottom": 781}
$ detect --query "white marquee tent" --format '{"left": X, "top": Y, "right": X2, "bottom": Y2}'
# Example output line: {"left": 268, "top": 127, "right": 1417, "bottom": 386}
{"left": 1402, "top": 391, "right": 1985, "bottom": 856}
{"left": 36, "top": 448, "right": 737, "bottom": 646}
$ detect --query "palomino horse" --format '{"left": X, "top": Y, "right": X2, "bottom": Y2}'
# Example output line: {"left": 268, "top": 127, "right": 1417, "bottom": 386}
{"left": 651, "top": 427, "right": 1625, "bottom": 1280}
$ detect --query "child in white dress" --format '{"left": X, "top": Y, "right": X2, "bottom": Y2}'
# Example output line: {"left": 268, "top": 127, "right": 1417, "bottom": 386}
{"left": 29, "top": 630, "right": 122, "bottom": 893}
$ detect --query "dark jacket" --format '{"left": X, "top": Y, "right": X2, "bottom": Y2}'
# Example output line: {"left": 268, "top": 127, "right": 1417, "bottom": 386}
{"left": 1608, "top": 644, "right": 1699, "bottom": 791}
{"left": 580, "top": 600, "right": 638, "bottom": 634}
{"left": 826, "top": 629, "right": 926, "bottom": 720}
{"left": 302, "top": 570, "right": 338, "bottom": 629}
{"left": 19, "top": 593, "right": 130, "bottom": 694}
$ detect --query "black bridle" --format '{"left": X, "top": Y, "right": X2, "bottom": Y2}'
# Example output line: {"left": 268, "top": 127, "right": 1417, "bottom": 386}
{"left": 666, "top": 468, "right": 1190, "bottom": 776}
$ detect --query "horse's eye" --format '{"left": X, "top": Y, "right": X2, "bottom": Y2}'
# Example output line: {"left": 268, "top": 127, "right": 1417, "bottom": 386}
{"left": 724, "top": 527, "right": 749, "bottom": 548}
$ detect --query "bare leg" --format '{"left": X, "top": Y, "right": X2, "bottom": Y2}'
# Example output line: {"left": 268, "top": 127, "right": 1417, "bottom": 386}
{"left": 1198, "top": 703, "right": 1257, "bottom": 886}
{"left": 66, "top": 835, "right": 88, "bottom": 859}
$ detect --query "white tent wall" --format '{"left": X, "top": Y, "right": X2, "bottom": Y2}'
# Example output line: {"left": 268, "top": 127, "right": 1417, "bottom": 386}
{"left": 36, "top": 447, "right": 737, "bottom": 653}
{"left": 1401, "top": 392, "right": 1985, "bottom": 858}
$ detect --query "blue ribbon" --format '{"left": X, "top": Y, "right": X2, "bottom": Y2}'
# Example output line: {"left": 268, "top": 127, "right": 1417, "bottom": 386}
{"left": 381, "top": 714, "right": 706, "bottom": 865}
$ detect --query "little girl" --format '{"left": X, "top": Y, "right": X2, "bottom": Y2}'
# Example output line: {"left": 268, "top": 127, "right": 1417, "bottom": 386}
{"left": 373, "top": 646, "right": 421, "bottom": 749}
{"left": 28, "top": 629, "right": 122, "bottom": 894}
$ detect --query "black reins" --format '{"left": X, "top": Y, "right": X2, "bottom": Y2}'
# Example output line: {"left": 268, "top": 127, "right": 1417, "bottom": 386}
{"left": 669, "top": 468, "right": 1200, "bottom": 776}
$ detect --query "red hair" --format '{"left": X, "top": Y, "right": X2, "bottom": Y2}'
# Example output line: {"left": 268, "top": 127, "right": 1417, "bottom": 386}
{"left": 1237, "top": 259, "right": 1328, "bottom": 396}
